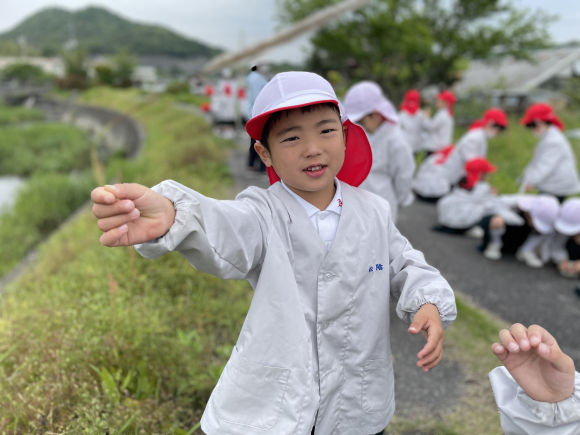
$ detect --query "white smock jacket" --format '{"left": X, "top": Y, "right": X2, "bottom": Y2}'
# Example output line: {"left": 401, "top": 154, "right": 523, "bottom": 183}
{"left": 490, "top": 367, "right": 580, "bottom": 435}
{"left": 422, "top": 108, "right": 454, "bottom": 152}
{"left": 414, "top": 153, "right": 452, "bottom": 199}
{"left": 442, "top": 128, "right": 488, "bottom": 185}
{"left": 399, "top": 110, "right": 426, "bottom": 153}
{"left": 437, "top": 182, "right": 523, "bottom": 230}
{"left": 359, "top": 121, "right": 415, "bottom": 223}
{"left": 135, "top": 179, "right": 457, "bottom": 435}
{"left": 520, "top": 125, "right": 580, "bottom": 197}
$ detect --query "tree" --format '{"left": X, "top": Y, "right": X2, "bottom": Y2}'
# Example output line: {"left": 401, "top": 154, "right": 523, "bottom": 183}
{"left": 278, "top": 0, "right": 555, "bottom": 101}
{"left": 59, "top": 47, "right": 89, "bottom": 89}
{"left": 0, "top": 63, "right": 49, "bottom": 84}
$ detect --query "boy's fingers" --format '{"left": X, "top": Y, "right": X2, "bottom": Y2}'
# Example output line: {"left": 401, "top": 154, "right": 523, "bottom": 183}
{"left": 537, "top": 343, "right": 575, "bottom": 374}
{"left": 422, "top": 352, "right": 443, "bottom": 371}
{"left": 491, "top": 343, "right": 509, "bottom": 362}
{"left": 99, "top": 225, "right": 129, "bottom": 247}
{"left": 93, "top": 200, "right": 135, "bottom": 219}
{"left": 418, "top": 340, "right": 443, "bottom": 367}
{"left": 417, "top": 328, "right": 442, "bottom": 359}
{"left": 105, "top": 183, "right": 149, "bottom": 201}
{"left": 91, "top": 186, "right": 117, "bottom": 205}
{"left": 97, "top": 209, "right": 140, "bottom": 232}
{"left": 499, "top": 329, "right": 520, "bottom": 353}
{"left": 509, "top": 323, "right": 530, "bottom": 351}
{"left": 408, "top": 314, "right": 427, "bottom": 335}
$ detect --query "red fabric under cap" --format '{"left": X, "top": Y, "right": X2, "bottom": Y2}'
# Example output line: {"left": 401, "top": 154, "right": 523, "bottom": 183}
{"left": 437, "top": 90, "right": 456, "bottom": 115}
{"left": 400, "top": 89, "right": 421, "bottom": 115}
{"left": 245, "top": 72, "right": 372, "bottom": 187}
{"left": 468, "top": 108, "right": 509, "bottom": 130}
{"left": 461, "top": 157, "right": 497, "bottom": 190}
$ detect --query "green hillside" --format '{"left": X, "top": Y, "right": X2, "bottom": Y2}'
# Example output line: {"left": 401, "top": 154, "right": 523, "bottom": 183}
{"left": 0, "top": 6, "right": 221, "bottom": 58}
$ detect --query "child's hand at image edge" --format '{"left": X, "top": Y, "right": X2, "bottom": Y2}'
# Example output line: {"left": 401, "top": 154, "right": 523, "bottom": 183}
{"left": 91, "top": 183, "right": 176, "bottom": 247}
{"left": 408, "top": 303, "right": 444, "bottom": 372}
{"left": 492, "top": 323, "right": 576, "bottom": 403}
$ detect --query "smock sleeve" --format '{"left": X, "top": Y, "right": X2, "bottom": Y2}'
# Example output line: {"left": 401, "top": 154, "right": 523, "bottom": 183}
{"left": 489, "top": 367, "right": 580, "bottom": 435}
{"left": 134, "top": 180, "right": 269, "bottom": 280}
{"left": 387, "top": 214, "right": 457, "bottom": 328}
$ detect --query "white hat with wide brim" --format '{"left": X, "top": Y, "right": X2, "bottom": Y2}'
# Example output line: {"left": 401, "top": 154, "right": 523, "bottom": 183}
{"left": 517, "top": 195, "right": 560, "bottom": 235}
{"left": 343, "top": 81, "right": 399, "bottom": 124}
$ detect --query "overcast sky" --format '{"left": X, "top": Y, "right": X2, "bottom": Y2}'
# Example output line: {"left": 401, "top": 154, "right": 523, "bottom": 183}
{"left": 0, "top": 0, "right": 578, "bottom": 63}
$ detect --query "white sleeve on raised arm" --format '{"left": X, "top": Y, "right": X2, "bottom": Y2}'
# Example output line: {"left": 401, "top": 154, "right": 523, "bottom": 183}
{"left": 134, "top": 180, "right": 269, "bottom": 280}
{"left": 387, "top": 213, "right": 457, "bottom": 328}
{"left": 489, "top": 367, "right": 580, "bottom": 435}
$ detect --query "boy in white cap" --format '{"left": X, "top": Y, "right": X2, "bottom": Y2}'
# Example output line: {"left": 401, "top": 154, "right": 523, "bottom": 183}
{"left": 90, "top": 72, "right": 456, "bottom": 435}
{"left": 344, "top": 81, "right": 415, "bottom": 223}
{"left": 481, "top": 195, "right": 560, "bottom": 268}
{"left": 548, "top": 198, "right": 580, "bottom": 278}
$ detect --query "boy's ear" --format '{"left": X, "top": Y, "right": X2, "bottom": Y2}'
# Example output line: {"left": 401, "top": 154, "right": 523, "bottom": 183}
{"left": 254, "top": 142, "right": 273, "bottom": 167}
{"left": 342, "top": 124, "right": 348, "bottom": 145}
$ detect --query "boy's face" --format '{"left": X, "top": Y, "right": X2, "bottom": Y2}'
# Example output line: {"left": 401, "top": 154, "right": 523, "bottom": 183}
{"left": 255, "top": 105, "right": 347, "bottom": 193}
{"left": 358, "top": 112, "right": 384, "bottom": 134}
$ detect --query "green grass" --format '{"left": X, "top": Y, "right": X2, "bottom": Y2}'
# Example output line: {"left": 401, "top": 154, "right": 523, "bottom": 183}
{"left": 0, "top": 88, "right": 246, "bottom": 434}
{"left": 0, "top": 103, "right": 44, "bottom": 125}
{"left": 0, "top": 123, "right": 91, "bottom": 176}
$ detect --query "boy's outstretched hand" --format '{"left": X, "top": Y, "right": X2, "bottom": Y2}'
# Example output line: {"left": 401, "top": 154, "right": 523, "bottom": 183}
{"left": 408, "top": 303, "right": 444, "bottom": 372}
{"left": 492, "top": 323, "right": 576, "bottom": 403}
{"left": 91, "top": 183, "right": 176, "bottom": 247}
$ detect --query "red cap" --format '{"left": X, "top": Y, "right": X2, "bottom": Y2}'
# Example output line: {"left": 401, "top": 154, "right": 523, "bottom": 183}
{"left": 246, "top": 72, "right": 372, "bottom": 187}
{"left": 400, "top": 89, "right": 421, "bottom": 115}
{"left": 437, "top": 90, "right": 456, "bottom": 114}
{"left": 204, "top": 85, "right": 214, "bottom": 96}
{"left": 200, "top": 102, "right": 211, "bottom": 112}
{"left": 237, "top": 88, "right": 246, "bottom": 99}
{"left": 468, "top": 108, "right": 509, "bottom": 130}
{"left": 461, "top": 157, "right": 497, "bottom": 190}
{"left": 520, "top": 103, "right": 564, "bottom": 130}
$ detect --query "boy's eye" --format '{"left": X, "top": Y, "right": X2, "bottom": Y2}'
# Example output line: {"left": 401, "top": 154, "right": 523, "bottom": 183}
{"left": 282, "top": 136, "right": 299, "bottom": 142}
{"left": 321, "top": 128, "right": 337, "bottom": 134}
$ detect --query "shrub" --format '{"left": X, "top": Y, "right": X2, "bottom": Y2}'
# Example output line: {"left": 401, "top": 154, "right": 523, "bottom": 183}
{"left": 0, "top": 103, "right": 44, "bottom": 125}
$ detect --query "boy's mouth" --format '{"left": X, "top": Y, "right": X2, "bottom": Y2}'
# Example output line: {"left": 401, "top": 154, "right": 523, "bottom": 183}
{"left": 303, "top": 164, "right": 327, "bottom": 178}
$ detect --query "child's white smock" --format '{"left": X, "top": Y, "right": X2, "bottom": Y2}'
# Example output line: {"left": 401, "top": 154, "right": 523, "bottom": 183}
{"left": 358, "top": 121, "right": 415, "bottom": 223}
{"left": 437, "top": 182, "right": 523, "bottom": 230}
{"left": 135, "top": 179, "right": 457, "bottom": 435}
{"left": 490, "top": 367, "right": 580, "bottom": 435}
{"left": 520, "top": 125, "right": 580, "bottom": 197}
{"left": 442, "top": 128, "right": 488, "bottom": 185}
{"left": 414, "top": 153, "right": 452, "bottom": 199}
{"left": 399, "top": 110, "right": 426, "bottom": 153}
{"left": 422, "top": 108, "right": 454, "bottom": 152}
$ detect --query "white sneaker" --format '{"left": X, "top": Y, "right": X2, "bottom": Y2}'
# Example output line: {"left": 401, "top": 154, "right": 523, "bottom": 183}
{"left": 484, "top": 242, "right": 502, "bottom": 260}
{"left": 465, "top": 226, "right": 484, "bottom": 239}
{"left": 516, "top": 250, "right": 544, "bottom": 268}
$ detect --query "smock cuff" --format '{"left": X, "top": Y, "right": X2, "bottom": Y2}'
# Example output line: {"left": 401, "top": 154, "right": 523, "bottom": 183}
{"left": 134, "top": 180, "right": 199, "bottom": 259}
{"left": 517, "top": 372, "right": 580, "bottom": 425}
{"left": 408, "top": 292, "right": 455, "bottom": 329}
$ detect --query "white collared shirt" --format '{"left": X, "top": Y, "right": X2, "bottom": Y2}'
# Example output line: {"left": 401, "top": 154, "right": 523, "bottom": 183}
{"left": 281, "top": 178, "right": 343, "bottom": 251}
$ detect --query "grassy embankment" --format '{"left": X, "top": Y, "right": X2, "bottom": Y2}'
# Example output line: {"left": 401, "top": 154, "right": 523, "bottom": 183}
{"left": 0, "top": 104, "right": 95, "bottom": 277}
{"left": 0, "top": 89, "right": 562, "bottom": 434}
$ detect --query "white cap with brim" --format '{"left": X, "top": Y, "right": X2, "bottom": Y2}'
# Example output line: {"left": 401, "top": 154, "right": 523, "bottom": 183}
{"left": 344, "top": 81, "right": 399, "bottom": 124}
{"left": 554, "top": 198, "right": 580, "bottom": 236}
{"left": 517, "top": 195, "right": 560, "bottom": 235}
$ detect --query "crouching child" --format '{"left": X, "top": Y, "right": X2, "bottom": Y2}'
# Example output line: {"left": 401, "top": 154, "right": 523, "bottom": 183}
{"left": 91, "top": 72, "right": 457, "bottom": 435}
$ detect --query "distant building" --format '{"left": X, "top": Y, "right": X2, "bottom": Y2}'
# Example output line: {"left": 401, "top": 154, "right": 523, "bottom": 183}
{"left": 453, "top": 47, "right": 580, "bottom": 110}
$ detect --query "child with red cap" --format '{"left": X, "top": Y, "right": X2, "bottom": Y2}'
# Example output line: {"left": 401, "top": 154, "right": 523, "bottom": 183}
{"left": 421, "top": 90, "right": 456, "bottom": 153}
{"left": 413, "top": 145, "right": 455, "bottom": 201}
{"left": 90, "top": 72, "right": 457, "bottom": 435}
{"left": 481, "top": 194, "right": 560, "bottom": 268}
{"left": 343, "top": 81, "right": 415, "bottom": 222}
{"left": 399, "top": 89, "right": 426, "bottom": 154}
{"left": 436, "top": 157, "right": 510, "bottom": 237}
{"left": 519, "top": 103, "right": 580, "bottom": 201}
{"left": 442, "top": 108, "right": 508, "bottom": 186}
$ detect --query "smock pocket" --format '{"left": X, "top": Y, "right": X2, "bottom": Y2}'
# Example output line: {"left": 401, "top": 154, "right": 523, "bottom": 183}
{"left": 361, "top": 357, "right": 394, "bottom": 414}
{"left": 212, "top": 347, "right": 291, "bottom": 430}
